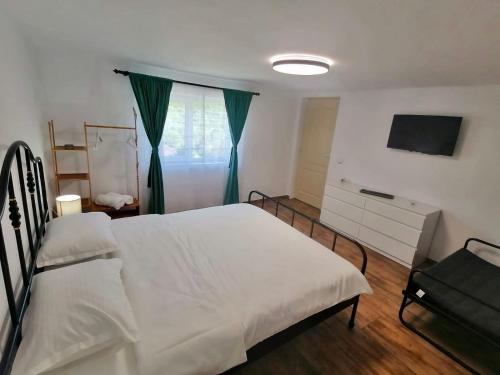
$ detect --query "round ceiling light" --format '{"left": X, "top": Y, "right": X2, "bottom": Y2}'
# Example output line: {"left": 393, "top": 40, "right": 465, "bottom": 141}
{"left": 271, "top": 54, "right": 333, "bottom": 75}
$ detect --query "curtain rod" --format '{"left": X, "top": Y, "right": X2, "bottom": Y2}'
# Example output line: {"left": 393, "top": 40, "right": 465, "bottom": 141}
{"left": 113, "top": 69, "right": 260, "bottom": 96}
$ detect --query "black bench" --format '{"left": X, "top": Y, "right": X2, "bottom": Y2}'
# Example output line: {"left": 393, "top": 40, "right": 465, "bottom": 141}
{"left": 399, "top": 238, "right": 500, "bottom": 374}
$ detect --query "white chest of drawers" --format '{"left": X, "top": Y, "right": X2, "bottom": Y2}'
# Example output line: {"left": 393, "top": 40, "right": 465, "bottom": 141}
{"left": 320, "top": 182, "right": 440, "bottom": 268}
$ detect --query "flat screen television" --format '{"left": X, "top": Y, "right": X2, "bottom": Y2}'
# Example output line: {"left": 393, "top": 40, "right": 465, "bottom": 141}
{"left": 387, "top": 114, "right": 462, "bottom": 156}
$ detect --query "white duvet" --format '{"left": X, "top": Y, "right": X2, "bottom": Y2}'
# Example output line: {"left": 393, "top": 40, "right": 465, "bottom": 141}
{"left": 50, "top": 203, "right": 372, "bottom": 375}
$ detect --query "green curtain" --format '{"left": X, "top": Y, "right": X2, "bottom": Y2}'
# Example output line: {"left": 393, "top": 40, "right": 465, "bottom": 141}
{"left": 129, "top": 72, "right": 173, "bottom": 214}
{"left": 223, "top": 89, "right": 253, "bottom": 205}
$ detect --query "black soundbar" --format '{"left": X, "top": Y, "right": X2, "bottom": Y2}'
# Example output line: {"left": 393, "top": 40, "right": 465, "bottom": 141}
{"left": 359, "top": 189, "right": 394, "bottom": 199}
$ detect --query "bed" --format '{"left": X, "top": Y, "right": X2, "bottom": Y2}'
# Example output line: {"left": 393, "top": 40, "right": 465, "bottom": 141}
{"left": 0, "top": 141, "right": 371, "bottom": 375}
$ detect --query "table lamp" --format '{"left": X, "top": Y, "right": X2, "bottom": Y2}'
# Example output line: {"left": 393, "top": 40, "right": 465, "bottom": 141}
{"left": 56, "top": 195, "right": 82, "bottom": 216}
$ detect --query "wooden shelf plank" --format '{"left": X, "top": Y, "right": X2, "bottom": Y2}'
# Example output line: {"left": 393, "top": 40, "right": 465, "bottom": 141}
{"left": 52, "top": 145, "right": 87, "bottom": 151}
{"left": 90, "top": 198, "right": 140, "bottom": 213}
{"left": 56, "top": 173, "right": 89, "bottom": 180}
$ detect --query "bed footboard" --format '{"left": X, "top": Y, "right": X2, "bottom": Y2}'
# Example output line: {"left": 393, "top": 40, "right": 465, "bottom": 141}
{"left": 246, "top": 190, "right": 368, "bottom": 331}
{"left": 247, "top": 191, "right": 367, "bottom": 274}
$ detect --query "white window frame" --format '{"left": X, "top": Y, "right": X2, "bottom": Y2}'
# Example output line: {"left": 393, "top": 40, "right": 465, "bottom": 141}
{"left": 160, "top": 84, "right": 231, "bottom": 166}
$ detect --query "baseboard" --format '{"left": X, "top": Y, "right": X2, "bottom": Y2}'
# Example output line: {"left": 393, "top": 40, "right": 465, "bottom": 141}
{"left": 273, "top": 194, "right": 290, "bottom": 200}
{"left": 247, "top": 194, "right": 290, "bottom": 203}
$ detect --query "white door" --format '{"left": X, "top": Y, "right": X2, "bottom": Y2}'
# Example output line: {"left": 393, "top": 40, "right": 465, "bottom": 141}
{"left": 294, "top": 97, "right": 339, "bottom": 208}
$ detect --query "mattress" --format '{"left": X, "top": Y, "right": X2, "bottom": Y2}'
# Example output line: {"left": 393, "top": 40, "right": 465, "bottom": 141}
{"left": 414, "top": 248, "right": 500, "bottom": 342}
{"left": 50, "top": 203, "right": 372, "bottom": 375}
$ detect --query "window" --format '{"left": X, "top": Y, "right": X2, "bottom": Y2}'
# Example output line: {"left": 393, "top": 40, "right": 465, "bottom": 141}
{"left": 161, "top": 84, "right": 231, "bottom": 165}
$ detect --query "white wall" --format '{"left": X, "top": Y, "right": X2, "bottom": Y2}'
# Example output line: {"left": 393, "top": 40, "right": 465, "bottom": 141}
{"left": 0, "top": 8, "right": 46, "bottom": 349}
{"left": 38, "top": 46, "right": 301, "bottom": 212}
{"left": 308, "top": 85, "right": 500, "bottom": 260}
{"left": 0, "top": 13, "right": 45, "bottom": 157}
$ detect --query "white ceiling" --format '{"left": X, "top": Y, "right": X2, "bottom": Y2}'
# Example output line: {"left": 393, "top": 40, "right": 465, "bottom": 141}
{"left": 4, "top": 0, "right": 500, "bottom": 91}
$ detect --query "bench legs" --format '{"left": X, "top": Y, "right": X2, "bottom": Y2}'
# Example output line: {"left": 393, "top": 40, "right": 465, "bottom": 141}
{"left": 398, "top": 295, "right": 480, "bottom": 375}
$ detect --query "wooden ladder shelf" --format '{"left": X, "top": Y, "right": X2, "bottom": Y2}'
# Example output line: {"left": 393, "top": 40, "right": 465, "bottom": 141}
{"left": 48, "top": 121, "right": 140, "bottom": 217}
{"left": 48, "top": 120, "right": 92, "bottom": 210}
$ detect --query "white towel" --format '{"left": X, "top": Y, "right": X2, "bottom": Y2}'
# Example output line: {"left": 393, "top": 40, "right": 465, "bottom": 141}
{"left": 95, "top": 192, "right": 134, "bottom": 210}
{"left": 108, "top": 192, "right": 134, "bottom": 205}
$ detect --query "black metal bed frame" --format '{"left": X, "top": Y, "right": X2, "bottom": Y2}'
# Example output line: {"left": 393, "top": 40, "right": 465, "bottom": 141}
{"left": 230, "top": 191, "right": 368, "bottom": 370}
{"left": 399, "top": 238, "right": 500, "bottom": 374}
{"left": 0, "top": 141, "right": 49, "bottom": 375}
{"left": 0, "top": 145, "right": 368, "bottom": 375}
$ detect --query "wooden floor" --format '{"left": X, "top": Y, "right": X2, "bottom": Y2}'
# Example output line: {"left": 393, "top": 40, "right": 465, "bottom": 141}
{"left": 235, "top": 198, "right": 496, "bottom": 375}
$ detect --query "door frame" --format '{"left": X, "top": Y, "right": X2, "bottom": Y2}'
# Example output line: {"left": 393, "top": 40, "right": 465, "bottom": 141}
{"left": 291, "top": 96, "right": 340, "bottom": 208}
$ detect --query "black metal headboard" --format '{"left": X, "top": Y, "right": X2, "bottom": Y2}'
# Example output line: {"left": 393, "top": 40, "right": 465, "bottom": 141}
{"left": 0, "top": 141, "right": 49, "bottom": 375}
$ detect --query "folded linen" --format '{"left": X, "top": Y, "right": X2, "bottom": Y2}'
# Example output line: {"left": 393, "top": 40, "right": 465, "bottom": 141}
{"left": 95, "top": 192, "right": 134, "bottom": 210}
{"left": 108, "top": 192, "right": 133, "bottom": 205}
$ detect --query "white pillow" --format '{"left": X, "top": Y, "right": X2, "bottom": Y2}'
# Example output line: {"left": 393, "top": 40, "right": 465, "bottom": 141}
{"left": 37, "top": 212, "right": 120, "bottom": 267}
{"left": 12, "top": 258, "right": 139, "bottom": 375}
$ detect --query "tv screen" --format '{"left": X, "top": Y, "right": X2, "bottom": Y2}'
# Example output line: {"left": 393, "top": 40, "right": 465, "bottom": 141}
{"left": 387, "top": 114, "right": 462, "bottom": 156}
